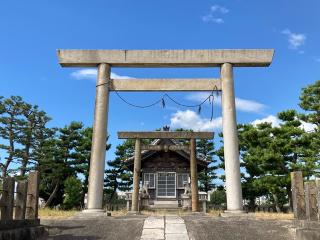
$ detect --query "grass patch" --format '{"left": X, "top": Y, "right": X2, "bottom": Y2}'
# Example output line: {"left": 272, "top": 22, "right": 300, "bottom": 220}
{"left": 39, "top": 208, "right": 78, "bottom": 219}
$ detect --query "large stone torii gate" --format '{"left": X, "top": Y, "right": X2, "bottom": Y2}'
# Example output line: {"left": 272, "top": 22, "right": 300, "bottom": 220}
{"left": 57, "top": 49, "right": 274, "bottom": 215}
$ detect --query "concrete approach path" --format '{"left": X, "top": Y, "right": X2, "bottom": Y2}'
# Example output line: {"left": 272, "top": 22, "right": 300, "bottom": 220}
{"left": 140, "top": 215, "right": 189, "bottom": 240}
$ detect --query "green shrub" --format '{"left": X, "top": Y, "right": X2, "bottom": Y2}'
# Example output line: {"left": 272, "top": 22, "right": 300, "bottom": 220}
{"left": 210, "top": 189, "right": 226, "bottom": 205}
{"left": 62, "top": 176, "right": 82, "bottom": 210}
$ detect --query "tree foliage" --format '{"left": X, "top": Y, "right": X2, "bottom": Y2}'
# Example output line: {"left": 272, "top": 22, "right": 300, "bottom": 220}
{"left": 62, "top": 176, "right": 83, "bottom": 210}
{"left": 104, "top": 139, "right": 147, "bottom": 203}
{"left": 197, "top": 138, "right": 217, "bottom": 192}
{"left": 210, "top": 189, "right": 226, "bottom": 205}
{"left": 0, "top": 96, "right": 51, "bottom": 178}
{"left": 299, "top": 80, "right": 320, "bottom": 126}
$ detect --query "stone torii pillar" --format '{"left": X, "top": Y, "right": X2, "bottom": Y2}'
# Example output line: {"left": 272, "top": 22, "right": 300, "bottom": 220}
{"left": 190, "top": 138, "right": 199, "bottom": 212}
{"left": 84, "top": 63, "right": 110, "bottom": 212}
{"left": 131, "top": 138, "right": 141, "bottom": 212}
{"left": 221, "top": 63, "right": 243, "bottom": 213}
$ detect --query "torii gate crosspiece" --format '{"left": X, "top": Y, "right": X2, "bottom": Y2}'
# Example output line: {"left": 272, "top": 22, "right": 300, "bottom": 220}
{"left": 57, "top": 49, "right": 274, "bottom": 214}
{"left": 117, "top": 131, "right": 214, "bottom": 212}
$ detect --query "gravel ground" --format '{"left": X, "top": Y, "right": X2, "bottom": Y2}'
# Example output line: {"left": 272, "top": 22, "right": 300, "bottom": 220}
{"left": 40, "top": 215, "right": 146, "bottom": 240}
{"left": 183, "top": 214, "right": 296, "bottom": 240}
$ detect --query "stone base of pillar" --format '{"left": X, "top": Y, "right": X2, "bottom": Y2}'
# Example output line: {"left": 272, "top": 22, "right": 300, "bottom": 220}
{"left": 220, "top": 210, "right": 253, "bottom": 218}
{"left": 82, "top": 209, "right": 106, "bottom": 213}
{"left": 73, "top": 209, "right": 108, "bottom": 219}
{"left": 181, "top": 194, "right": 191, "bottom": 210}
{"left": 127, "top": 211, "right": 140, "bottom": 215}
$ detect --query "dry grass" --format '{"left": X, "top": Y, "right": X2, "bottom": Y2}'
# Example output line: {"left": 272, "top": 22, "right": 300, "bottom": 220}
{"left": 207, "top": 209, "right": 224, "bottom": 217}
{"left": 39, "top": 208, "right": 129, "bottom": 219}
{"left": 108, "top": 209, "right": 128, "bottom": 216}
{"left": 254, "top": 212, "right": 294, "bottom": 220}
{"left": 141, "top": 209, "right": 193, "bottom": 216}
{"left": 39, "top": 208, "right": 78, "bottom": 219}
{"left": 38, "top": 207, "right": 294, "bottom": 221}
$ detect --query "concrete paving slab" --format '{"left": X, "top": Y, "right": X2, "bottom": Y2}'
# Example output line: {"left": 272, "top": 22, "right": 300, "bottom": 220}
{"left": 165, "top": 223, "right": 187, "bottom": 234}
{"left": 143, "top": 218, "right": 164, "bottom": 229}
{"left": 165, "top": 233, "right": 189, "bottom": 240}
{"left": 140, "top": 228, "right": 164, "bottom": 240}
{"left": 165, "top": 216, "right": 184, "bottom": 224}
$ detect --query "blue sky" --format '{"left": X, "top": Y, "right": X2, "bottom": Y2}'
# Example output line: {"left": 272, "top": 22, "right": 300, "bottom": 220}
{"left": 1, "top": 0, "right": 319, "bottom": 169}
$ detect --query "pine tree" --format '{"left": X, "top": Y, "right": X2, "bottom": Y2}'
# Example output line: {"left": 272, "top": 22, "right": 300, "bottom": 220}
{"left": 0, "top": 96, "right": 25, "bottom": 177}
{"left": 17, "top": 103, "right": 51, "bottom": 176}
{"left": 235, "top": 110, "right": 317, "bottom": 211}
{"left": 197, "top": 138, "right": 217, "bottom": 192}
{"left": 104, "top": 139, "right": 135, "bottom": 203}
{"left": 299, "top": 80, "right": 320, "bottom": 127}
{"left": 40, "top": 122, "right": 85, "bottom": 207}
{"left": 299, "top": 80, "right": 320, "bottom": 177}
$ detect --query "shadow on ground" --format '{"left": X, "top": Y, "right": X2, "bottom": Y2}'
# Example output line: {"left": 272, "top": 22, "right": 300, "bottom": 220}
{"left": 40, "top": 216, "right": 146, "bottom": 240}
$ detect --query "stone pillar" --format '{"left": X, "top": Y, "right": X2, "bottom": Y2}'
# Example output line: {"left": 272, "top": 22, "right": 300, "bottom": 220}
{"left": 86, "top": 63, "right": 110, "bottom": 212}
{"left": 1, "top": 176, "right": 15, "bottom": 220}
{"left": 26, "top": 171, "right": 40, "bottom": 219}
{"left": 291, "top": 171, "right": 306, "bottom": 219}
{"left": 221, "top": 63, "right": 243, "bottom": 213}
{"left": 190, "top": 138, "right": 199, "bottom": 212}
{"left": 131, "top": 138, "right": 141, "bottom": 212}
{"left": 316, "top": 179, "right": 320, "bottom": 221}
{"left": 305, "top": 181, "right": 317, "bottom": 221}
{"left": 202, "top": 201, "right": 207, "bottom": 213}
{"left": 15, "top": 180, "right": 28, "bottom": 220}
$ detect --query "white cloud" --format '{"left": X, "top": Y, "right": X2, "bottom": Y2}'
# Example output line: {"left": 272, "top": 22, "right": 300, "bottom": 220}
{"left": 70, "top": 69, "right": 133, "bottom": 81}
{"left": 300, "top": 120, "right": 316, "bottom": 132}
{"left": 252, "top": 115, "right": 280, "bottom": 127}
{"left": 210, "top": 5, "right": 229, "bottom": 14}
{"left": 202, "top": 4, "right": 229, "bottom": 24}
{"left": 185, "top": 92, "right": 215, "bottom": 102}
{"left": 186, "top": 92, "right": 266, "bottom": 114}
{"left": 170, "top": 110, "right": 222, "bottom": 131}
{"left": 252, "top": 115, "right": 316, "bottom": 132}
{"left": 281, "top": 29, "right": 306, "bottom": 50}
{"left": 235, "top": 98, "right": 266, "bottom": 113}
{"left": 202, "top": 16, "right": 224, "bottom": 24}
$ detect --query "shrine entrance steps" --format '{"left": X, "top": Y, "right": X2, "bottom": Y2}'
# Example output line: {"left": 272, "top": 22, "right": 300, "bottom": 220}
{"left": 151, "top": 200, "right": 179, "bottom": 209}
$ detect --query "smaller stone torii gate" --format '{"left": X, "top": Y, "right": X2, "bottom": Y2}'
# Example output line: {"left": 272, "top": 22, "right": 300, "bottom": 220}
{"left": 118, "top": 131, "right": 214, "bottom": 212}
{"left": 57, "top": 49, "right": 274, "bottom": 215}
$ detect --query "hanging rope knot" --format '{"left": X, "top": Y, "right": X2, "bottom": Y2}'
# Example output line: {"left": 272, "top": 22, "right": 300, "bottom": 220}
{"left": 198, "top": 105, "right": 201, "bottom": 114}
{"left": 161, "top": 98, "right": 166, "bottom": 108}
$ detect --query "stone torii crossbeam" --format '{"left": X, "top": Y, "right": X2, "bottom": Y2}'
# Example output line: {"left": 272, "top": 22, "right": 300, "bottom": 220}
{"left": 57, "top": 49, "right": 274, "bottom": 215}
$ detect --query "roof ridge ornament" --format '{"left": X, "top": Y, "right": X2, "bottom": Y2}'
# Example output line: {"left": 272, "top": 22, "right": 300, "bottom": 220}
{"left": 162, "top": 125, "right": 170, "bottom": 131}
